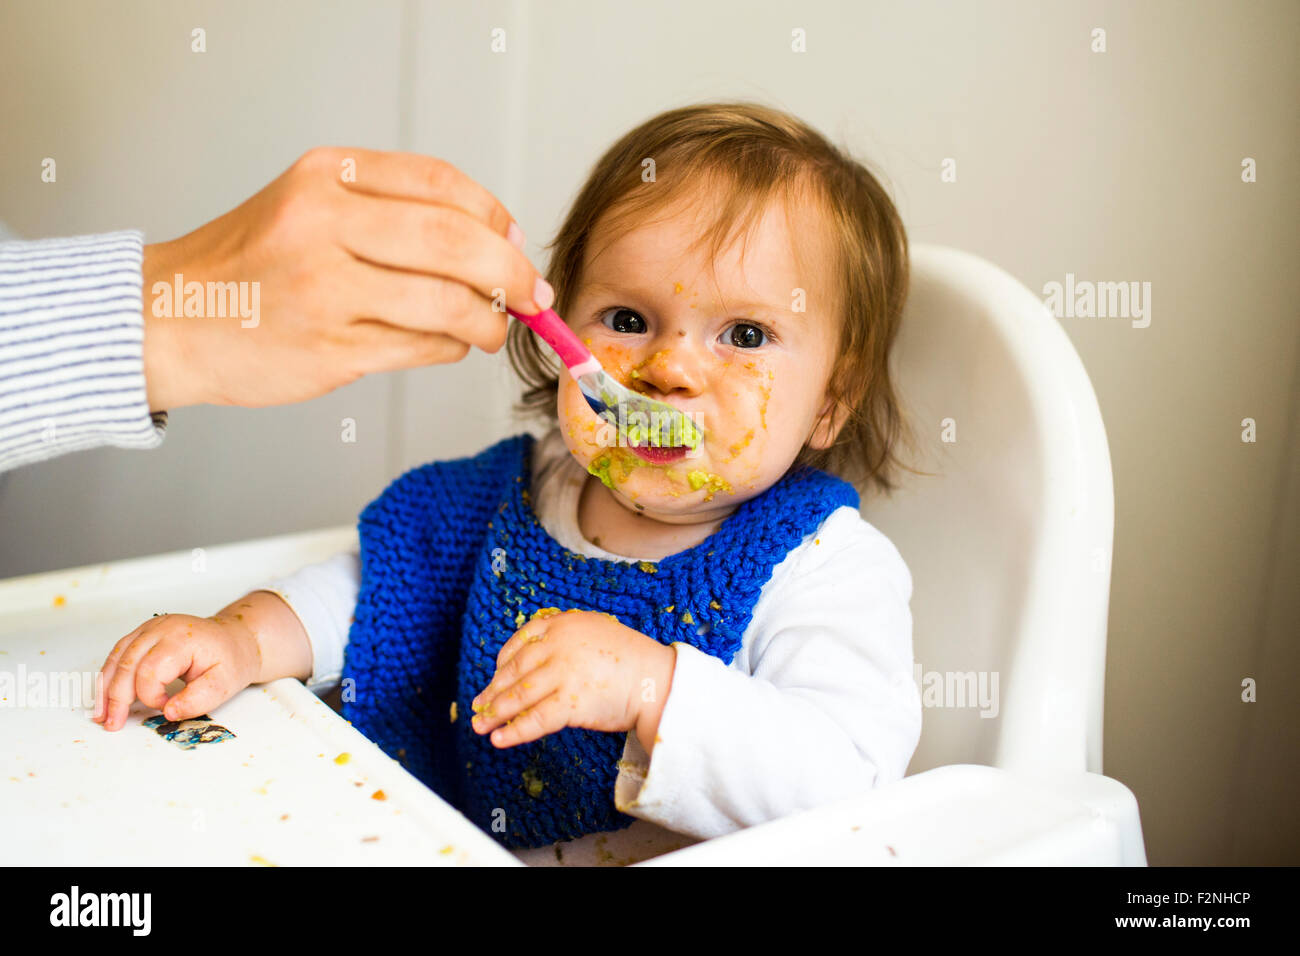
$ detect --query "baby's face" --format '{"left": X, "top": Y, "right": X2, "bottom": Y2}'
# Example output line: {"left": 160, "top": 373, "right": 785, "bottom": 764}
{"left": 557, "top": 188, "right": 843, "bottom": 525}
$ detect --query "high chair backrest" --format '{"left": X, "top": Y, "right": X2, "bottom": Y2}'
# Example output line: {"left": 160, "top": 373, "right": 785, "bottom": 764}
{"left": 860, "top": 245, "right": 1115, "bottom": 776}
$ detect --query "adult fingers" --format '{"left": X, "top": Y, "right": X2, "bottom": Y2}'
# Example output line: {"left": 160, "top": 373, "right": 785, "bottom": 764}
{"left": 343, "top": 268, "right": 509, "bottom": 353}
{"left": 338, "top": 192, "right": 552, "bottom": 316}
{"left": 342, "top": 321, "right": 473, "bottom": 377}
{"left": 328, "top": 148, "right": 517, "bottom": 237}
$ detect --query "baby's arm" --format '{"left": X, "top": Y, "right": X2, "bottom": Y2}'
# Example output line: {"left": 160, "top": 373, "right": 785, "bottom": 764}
{"left": 612, "top": 510, "right": 922, "bottom": 839}
{"left": 257, "top": 550, "right": 360, "bottom": 692}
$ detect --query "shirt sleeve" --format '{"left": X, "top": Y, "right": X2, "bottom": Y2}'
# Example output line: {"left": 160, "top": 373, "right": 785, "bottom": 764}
{"left": 0, "top": 229, "right": 168, "bottom": 473}
{"left": 258, "top": 550, "right": 361, "bottom": 693}
{"left": 612, "top": 507, "right": 922, "bottom": 839}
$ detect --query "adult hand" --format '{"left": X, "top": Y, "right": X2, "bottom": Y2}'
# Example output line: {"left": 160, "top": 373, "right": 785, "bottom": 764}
{"left": 141, "top": 146, "right": 553, "bottom": 411}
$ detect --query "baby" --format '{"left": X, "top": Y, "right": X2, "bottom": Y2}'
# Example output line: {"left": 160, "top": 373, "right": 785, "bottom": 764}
{"left": 94, "top": 101, "right": 922, "bottom": 852}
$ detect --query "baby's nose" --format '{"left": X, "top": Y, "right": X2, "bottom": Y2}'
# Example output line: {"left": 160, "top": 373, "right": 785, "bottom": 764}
{"left": 630, "top": 343, "right": 707, "bottom": 398}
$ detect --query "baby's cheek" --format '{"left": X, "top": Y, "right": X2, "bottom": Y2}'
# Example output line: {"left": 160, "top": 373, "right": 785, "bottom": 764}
{"left": 709, "top": 362, "right": 775, "bottom": 477}
{"left": 559, "top": 379, "right": 601, "bottom": 457}
{"left": 558, "top": 340, "right": 641, "bottom": 446}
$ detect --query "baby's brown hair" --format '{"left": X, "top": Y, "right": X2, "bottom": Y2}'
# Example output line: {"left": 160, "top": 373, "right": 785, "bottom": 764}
{"left": 506, "top": 100, "right": 916, "bottom": 495}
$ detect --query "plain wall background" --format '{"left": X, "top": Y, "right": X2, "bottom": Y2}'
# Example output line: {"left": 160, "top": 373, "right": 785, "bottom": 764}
{"left": 1, "top": 0, "right": 1295, "bottom": 865}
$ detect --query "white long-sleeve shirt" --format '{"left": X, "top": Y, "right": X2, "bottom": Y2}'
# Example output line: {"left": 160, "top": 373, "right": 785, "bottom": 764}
{"left": 0, "top": 229, "right": 168, "bottom": 472}
{"left": 261, "top": 426, "right": 922, "bottom": 854}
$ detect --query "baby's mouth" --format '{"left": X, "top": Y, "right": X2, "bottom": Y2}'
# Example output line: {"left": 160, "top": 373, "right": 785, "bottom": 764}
{"left": 627, "top": 444, "right": 689, "bottom": 464}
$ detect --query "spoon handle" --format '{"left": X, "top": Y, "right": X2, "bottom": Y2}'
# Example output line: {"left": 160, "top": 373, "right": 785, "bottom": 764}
{"left": 506, "top": 306, "right": 600, "bottom": 376}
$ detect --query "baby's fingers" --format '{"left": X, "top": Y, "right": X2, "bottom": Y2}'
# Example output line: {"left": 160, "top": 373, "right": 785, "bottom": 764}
{"left": 160, "top": 668, "right": 234, "bottom": 722}
{"left": 495, "top": 619, "right": 551, "bottom": 672}
{"left": 476, "top": 639, "right": 549, "bottom": 715}
{"left": 94, "top": 628, "right": 144, "bottom": 721}
{"left": 131, "top": 637, "right": 202, "bottom": 715}
{"left": 483, "top": 692, "right": 564, "bottom": 749}
{"left": 100, "top": 632, "right": 165, "bottom": 731}
{"left": 472, "top": 668, "right": 559, "bottom": 737}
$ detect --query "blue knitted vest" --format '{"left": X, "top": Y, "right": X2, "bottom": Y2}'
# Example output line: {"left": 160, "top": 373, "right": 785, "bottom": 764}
{"left": 340, "top": 432, "right": 860, "bottom": 849}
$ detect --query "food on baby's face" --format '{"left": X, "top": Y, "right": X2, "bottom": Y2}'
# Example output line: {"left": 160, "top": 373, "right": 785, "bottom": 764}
{"left": 685, "top": 469, "right": 732, "bottom": 499}
{"left": 724, "top": 429, "right": 755, "bottom": 462}
{"left": 618, "top": 412, "right": 701, "bottom": 451}
{"left": 558, "top": 299, "right": 805, "bottom": 514}
{"left": 586, "top": 448, "right": 646, "bottom": 491}
{"left": 585, "top": 427, "right": 733, "bottom": 505}
{"left": 587, "top": 344, "right": 704, "bottom": 453}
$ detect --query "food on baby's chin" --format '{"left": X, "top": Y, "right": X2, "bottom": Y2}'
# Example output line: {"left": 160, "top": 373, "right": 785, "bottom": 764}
{"left": 586, "top": 448, "right": 646, "bottom": 491}
{"left": 685, "top": 469, "right": 733, "bottom": 501}
{"left": 587, "top": 445, "right": 732, "bottom": 502}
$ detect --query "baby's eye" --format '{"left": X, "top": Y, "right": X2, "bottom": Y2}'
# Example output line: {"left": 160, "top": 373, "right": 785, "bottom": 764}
{"left": 727, "top": 322, "right": 768, "bottom": 349}
{"left": 601, "top": 308, "right": 647, "bottom": 334}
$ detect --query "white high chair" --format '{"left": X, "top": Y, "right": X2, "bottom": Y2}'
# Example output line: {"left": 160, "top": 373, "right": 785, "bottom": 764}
{"left": 0, "top": 245, "right": 1145, "bottom": 866}
{"left": 876, "top": 243, "right": 1115, "bottom": 778}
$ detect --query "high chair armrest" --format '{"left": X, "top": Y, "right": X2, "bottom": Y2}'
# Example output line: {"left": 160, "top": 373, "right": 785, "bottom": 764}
{"left": 638, "top": 764, "right": 1147, "bottom": 866}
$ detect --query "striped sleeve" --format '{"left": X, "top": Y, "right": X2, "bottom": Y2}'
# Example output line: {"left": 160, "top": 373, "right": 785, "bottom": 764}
{"left": 0, "top": 229, "right": 167, "bottom": 472}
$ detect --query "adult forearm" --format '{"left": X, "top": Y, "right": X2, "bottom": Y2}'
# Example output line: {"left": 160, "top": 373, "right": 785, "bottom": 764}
{"left": 0, "top": 229, "right": 167, "bottom": 472}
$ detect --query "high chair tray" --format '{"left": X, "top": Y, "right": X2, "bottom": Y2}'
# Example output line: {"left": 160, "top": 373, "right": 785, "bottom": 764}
{"left": 0, "top": 527, "right": 514, "bottom": 866}
{"left": 1, "top": 677, "right": 518, "bottom": 866}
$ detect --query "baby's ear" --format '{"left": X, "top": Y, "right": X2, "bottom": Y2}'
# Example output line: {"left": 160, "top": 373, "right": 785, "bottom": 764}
{"left": 809, "top": 360, "right": 868, "bottom": 450}
{"left": 807, "top": 394, "right": 848, "bottom": 450}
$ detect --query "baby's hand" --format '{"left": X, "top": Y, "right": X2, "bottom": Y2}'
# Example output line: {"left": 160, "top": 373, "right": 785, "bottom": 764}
{"left": 470, "top": 608, "right": 675, "bottom": 751}
{"left": 92, "top": 612, "right": 261, "bottom": 731}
